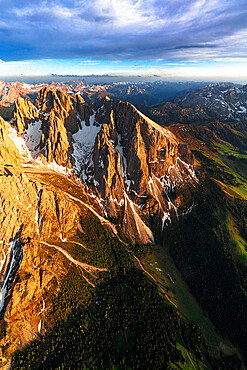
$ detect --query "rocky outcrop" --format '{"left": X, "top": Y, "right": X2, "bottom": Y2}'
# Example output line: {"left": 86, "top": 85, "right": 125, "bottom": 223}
{"left": 7, "top": 90, "right": 197, "bottom": 243}
{"left": 36, "top": 88, "right": 81, "bottom": 166}
{"left": 93, "top": 99, "right": 195, "bottom": 199}
{"left": 71, "top": 98, "right": 197, "bottom": 241}
{"left": 76, "top": 94, "right": 93, "bottom": 126}
{"left": 13, "top": 97, "right": 39, "bottom": 136}
{"left": 39, "top": 110, "right": 71, "bottom": 166}
{"left": 0, "top": 117, "right": 21, "bottom": 167}
{"left": 10, "top": 88, "right": 78, "bottom": 166}
{"left": 0, "top": 87, "right": 199, "bottom": 365}
{"left": 0, "top": 166, "right": 83, "bottom": 364}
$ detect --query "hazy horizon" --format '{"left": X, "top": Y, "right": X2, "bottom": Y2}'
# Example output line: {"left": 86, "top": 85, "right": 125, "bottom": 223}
{"left": 0, "top": 75, "right": 246, "bottom": 86}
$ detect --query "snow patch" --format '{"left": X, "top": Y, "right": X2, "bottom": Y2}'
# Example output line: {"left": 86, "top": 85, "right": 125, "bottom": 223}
{"left": 35, "top": 190, "right": 42, "bottom": 236}
{"left": 162, "top": 212, "right": 171, "bottom": 230}
{"left": 72, "top": 111, "right": 101, "bottom": 181}
{"left": 0, "top": 229, "right": 23, "bottom": 313}
{"left": 23, "top": 120, "right": 42, "bottom": 157}
{"left": 60, "top": 232, "right": 67, "bottom": 242}
{"left": 38, "top": 320, "right": 42, "bottom": 333}
{"left": 0, "top": 247, "right": 6, "bottom": 273}
{"left": 7, "top": 125, "right": 32, "bottom": 161}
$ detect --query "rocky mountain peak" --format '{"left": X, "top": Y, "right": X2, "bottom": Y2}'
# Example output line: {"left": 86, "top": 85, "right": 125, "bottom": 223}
{"left": 36, "top": 87, "right": 73, "bottom": 116}
{"left": 71, "top": 97, "right": 197, "bottom": 241}
{"left": 3, "top": 90, "right": 197, "bottom": 243}
{"left": 13, "top": 97, "right": 39, "bottom": 135}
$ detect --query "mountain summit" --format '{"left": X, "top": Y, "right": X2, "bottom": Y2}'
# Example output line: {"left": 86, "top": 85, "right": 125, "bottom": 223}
{"left": 10, "top": 88, "right": 197, "bottom": 243}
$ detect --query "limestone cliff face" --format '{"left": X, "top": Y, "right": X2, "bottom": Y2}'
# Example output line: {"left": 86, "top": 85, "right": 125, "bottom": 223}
{"left": 39, "top": 110, "right": 71, "bottom": 166}
{"left": 83, "top": 99, "right": 196, "bottom": 239}
{"left": 36, "top": 88, "right": 76, "bottom": 166}
{"left": 9, "top": 90, "right": 197, "bottom": 243}
{"left": 12, "top": 88, "right": 79, "bottom": 166}
{"left": 67, "top": 97, "right": 196, "bottom": 241}
{"left": 13, "top": 97, "right": 39, "bottom": 136}
{"left": 0, "top": 166, "right": 82, "bottom": 365}
{"left": 93, "top": 99, "right": 182, "bottom": 194}
{"left": 0, "top": 117, "right": 21, "bottom": 167}
{"left": 36, "top": 87, "right": 79, "bottom": 133}
{"left": 75, "top": 94, "right": 93, "bottom": 126}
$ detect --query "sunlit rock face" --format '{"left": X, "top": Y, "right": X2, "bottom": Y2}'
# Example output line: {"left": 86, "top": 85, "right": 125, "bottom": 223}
{"left": 9, "top": 89, "right": 197, "bottom": 242}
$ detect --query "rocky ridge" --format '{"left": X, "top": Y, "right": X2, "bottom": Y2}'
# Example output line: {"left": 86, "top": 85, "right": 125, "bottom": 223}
{"left": 10, "top": 88, "right": 197, "bottom": 242}
{"left": 175, "top": 83, "right": 247, "bottom": 122}
{"left": 0, "top": 80, "right": 86, "bottom": 107}
{"left": 143, "top": 101, "right": 211, "bottom": 125}
{"left": 0, "top": 80, "right": 207, "bottom": 108}
{"left": 0, "top": 154, "right": 106, "bottom": 364}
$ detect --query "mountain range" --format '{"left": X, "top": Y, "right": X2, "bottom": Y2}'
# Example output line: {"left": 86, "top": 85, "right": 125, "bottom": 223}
{"left": 0, "top": 82, "right": 246, "bottom": 369}
{"left": 0, "top": 80, "right": 208, "bottom": 110}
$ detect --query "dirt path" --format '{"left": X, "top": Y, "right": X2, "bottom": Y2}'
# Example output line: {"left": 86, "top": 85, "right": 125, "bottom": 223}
{"left": 61, "top": 239, "right": 92, "bottom": 251}
{"left": 129, "top": 251, "right": 179, "bottom": 310}
{"left": 40, "top": 241, "right": 107, "bottom": 287}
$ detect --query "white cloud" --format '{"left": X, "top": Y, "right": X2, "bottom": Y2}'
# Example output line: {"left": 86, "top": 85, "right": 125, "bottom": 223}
{"left": 80, "top": 60, "right": 100, "bottom": 65}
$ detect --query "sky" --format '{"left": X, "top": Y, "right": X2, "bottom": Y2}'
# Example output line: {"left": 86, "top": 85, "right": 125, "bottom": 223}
{"left": 0, "top": 0, "right": 247, "bottom": 81}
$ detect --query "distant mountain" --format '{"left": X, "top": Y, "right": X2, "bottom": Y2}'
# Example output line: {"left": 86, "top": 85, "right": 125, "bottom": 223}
{"left": 174, "top": 82, "right": 247, "bottom": 122}
{"left": 0, "top": 79, "right": 208, "bottom": 108}
{"left": 136, "top": 82, "right": 247, "bottom": 126}
{"left": 137, "top": 101, "right": 211, "bottom": 125}
{"left": 0, "top": 80, "right": 86, "bottom": 106}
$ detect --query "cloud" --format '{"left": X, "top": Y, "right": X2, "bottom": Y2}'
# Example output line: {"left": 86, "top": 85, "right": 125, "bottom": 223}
{"left": 80, "top": 60, "right": 100, "bottom": 65}
{"left": 0, "top": 0, "right": 247, "bottom": 63}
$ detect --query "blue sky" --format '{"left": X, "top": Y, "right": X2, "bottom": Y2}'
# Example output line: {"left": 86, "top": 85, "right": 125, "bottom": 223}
{"left": 0, "top": 0, "right": 247, "bottom": 81}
